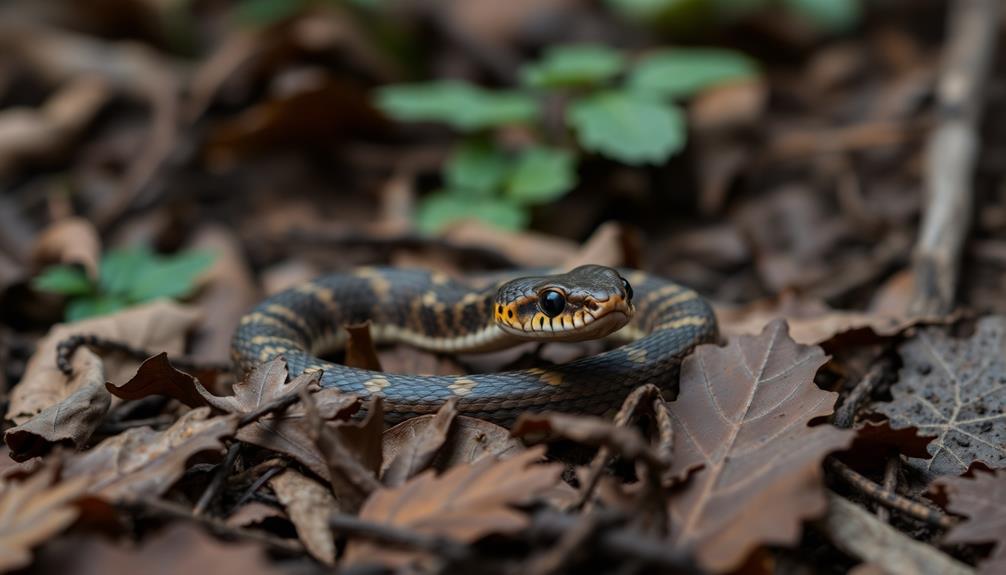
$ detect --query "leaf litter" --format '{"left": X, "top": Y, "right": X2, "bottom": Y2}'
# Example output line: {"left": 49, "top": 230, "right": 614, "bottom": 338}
{"left": 3, "top": 1, "right": 1006, "bottom": 574}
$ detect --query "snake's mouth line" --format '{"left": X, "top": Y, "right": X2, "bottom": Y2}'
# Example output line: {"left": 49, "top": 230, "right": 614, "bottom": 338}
{"left": 496, "top": 300, "right": 633, "bottom": 342}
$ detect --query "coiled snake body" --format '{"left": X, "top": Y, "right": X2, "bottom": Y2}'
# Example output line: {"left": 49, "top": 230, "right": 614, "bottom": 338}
{"left": 231, "top": 265, "right": 717, "bottom": 424}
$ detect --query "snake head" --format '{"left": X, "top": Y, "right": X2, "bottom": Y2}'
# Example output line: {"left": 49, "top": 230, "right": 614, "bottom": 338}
{"left": 493, "top": 265, "right": 634, "bottom": 342}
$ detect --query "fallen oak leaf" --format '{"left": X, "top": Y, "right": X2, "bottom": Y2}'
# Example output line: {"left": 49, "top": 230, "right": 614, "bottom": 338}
{"left": 269, "top": 470, "right": 336, "bottom": 565}
{"left": 0, "top": 463, "right": 89, "bottom": 572}
{"left": 667, "top": 319, "right": 854, "bottom": 572}
{"left": 4, "top": 347, "right": 108, "bottom": 461}
{"left": 193, "top": 358, "right": 360, "bottom": 481}
{"left": 934, "top": 471, "right": 1006, "bottom": 575}
{"left": 382, "top": 398, "right": 458, "bottom": 486}
{"left": 382, "top": 412, "right": 522, "bottom": 483}
{"left": 874, "top": 316, "right": 1006, "bottom": 476}
{"left": 344, "top": 445, "right": 562, "bottom": 567}
{"left": 61, "top": 407, "right": 237, "bottom": 502}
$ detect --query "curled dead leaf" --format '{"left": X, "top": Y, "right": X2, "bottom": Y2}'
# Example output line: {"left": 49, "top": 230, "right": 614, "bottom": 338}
{"left": 269, "top": 470, "right": 336, "bottom": 565}
{"left": 31, "top": 217, "right": 101, "bottom": 279}
{"left": 934, "top": 471, "right": 1006, "bottom": 575}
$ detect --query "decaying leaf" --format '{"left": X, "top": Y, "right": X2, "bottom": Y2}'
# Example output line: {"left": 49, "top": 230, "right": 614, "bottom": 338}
{"left": 875, "top": 317, "right": 1006, "bottom": 476}
{"left": 345, "top": 446, "right": 562, "bottom": 566}
{"left": 667, "top": 319, "right": 854, "bottom": 572}
{"left": 935, "top": 471, "right": 1006, "bottom": 575}
{"left": 31, "top": 523, "right": 287, "bottom": 575}
{"left": 106, "top": 353, "right": 209, "bottom": 409}
{"left": 4, "top": 347, "right": 108, "bottom": 461}
{"left": 382, "top": 398, "right": 459, "bottom": 486}
{"left": 194, "top": 358, "right": 360, "bottom": 481}
{"left": 6, "top": 299, "right": 201, "bottom": 424}
{"left": 305, "top": 395, "right": 383, "bottom": 513}
{"left": 31, "top": 216, "right": 102, "bottom": 279}
{"left": 61, "top": 407, "right": 237, "bottom": 502}
{"left": 269, "top": 470, "right": 336, "bottom": 565}
{"left": 382, "top": 412, "right": 522, "bottom": 482}
{"left": 512, "top": 411, "right": 669, "bottom": 470}
{"left": 0, "top": 464, "right": 88, "bottom": 572}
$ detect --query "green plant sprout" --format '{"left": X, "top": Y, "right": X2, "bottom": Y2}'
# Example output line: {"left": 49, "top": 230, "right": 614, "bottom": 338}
{"left": 376, "top": 44, "right": 758, "bottom": 232}
{"left": 33, "top": 245, "right": 215, "bottom": 321}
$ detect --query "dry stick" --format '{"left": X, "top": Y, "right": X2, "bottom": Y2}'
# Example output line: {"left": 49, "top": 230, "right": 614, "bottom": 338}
{"left": 832, "top": 356, "right": 895, "bottom": 429}
{"left": 826, "top": 458, "right": 955, "bottom": 529}
{"left": 820, "top": 493, "right": 973, "bottom": 575}
{"left": 130, "top": 497, "right": 304, "bottom": 554}
{"left": 909, "top": 0, "right": 1000, "bottom": 315}
{"left": 876, "top": 456, "right": 900, "bottom": 523}
{"left": 329, "top": 513, "right": 472, "bottom": 563}
{"left": 194, "top": 442, "right": 241, "bottom": 516}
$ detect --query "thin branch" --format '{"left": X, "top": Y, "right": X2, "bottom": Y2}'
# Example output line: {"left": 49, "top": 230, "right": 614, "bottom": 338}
{"left": 827, "top": 457, "right": 955, "bottom": 529}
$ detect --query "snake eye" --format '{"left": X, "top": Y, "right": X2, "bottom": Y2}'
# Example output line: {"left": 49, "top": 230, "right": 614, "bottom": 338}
{"left": 621, "top": 277, "right": 633, "bottom": 301}
{"left": 539, "top": 290, "right": 565, "bottom": 317}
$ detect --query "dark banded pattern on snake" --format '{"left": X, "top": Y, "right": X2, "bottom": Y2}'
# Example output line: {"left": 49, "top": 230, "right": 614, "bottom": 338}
{"left": 231, "top": 267, "right": 718, "bottom": 424}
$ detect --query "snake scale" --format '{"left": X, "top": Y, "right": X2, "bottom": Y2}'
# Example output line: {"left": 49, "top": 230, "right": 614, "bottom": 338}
{"left": 231, "top": 265, "right": 718, "bottom": 424}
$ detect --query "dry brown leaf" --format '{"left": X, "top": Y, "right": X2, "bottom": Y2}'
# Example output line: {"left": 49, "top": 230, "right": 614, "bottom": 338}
{"left": 61, "top": 407, "right": 237, "bottom": 502}
{"left": 269, "top": 470, "right": 336, "bottom": 565}
{"left": 31, "top": 217, "right": 101, "bottom": 279}
{"left": 6, "top": 300, "right": 201, "bottom": 424}
{"left": 225, "top": 502, "right": 286, "bottom": 528}
{"left": 195, "top": 358, "right": 360, "bottom": 481}
{"left": 106, "top": 353, "right": 209, "bottom": 409}
{"left": 935, "top": 471, "right": 1006, "bottom": 575}
{"left": 382, "top": 399, "right": 458, "bottom": 486}
{"left": 0, "top": 464, "right": 88, "bottom": 572}
{"left": 306, "top": 396, "right": 384, "bottom": 513}
{"left": 512, "top": 411, "right": 669, "bottom": 470}
{"left": 382, "top": 414, "right": 522, "bottom": 480}
{"left": 875, "top": 316, "right": 1006, "bottom": 476}
{"left": 344, "top": 322, "right": 383, "bottom": 371}
{"left": 667, "top": 319, "right": 854, "bottom": 572}
{"left": 559, "top": 221, "right": 630, "bottom": 270}
{"left": 345, "top": 446, "right": 562, "bottom": 567}
{"left": 440, "top": 220, "right": 578, "bottom": 267}
{"left": 4, "top": 347, "right": 108, "bottom": 461}
{"left": 31, "top": 523, "right": 287, "bottom": 575}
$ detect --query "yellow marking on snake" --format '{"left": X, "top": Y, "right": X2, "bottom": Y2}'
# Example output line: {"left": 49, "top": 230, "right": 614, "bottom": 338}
{"left": 355, "top": 267, "right": 391, "bottom": 300}
{"left": 241, "top": 312, "right": 299, "bottom": 334}
{"left": 650, "top": 291, "right": 698, "bottom": 317}
{"left": 431, "top": 272, "right": 449, "bottom": 285}
{"left": 364, "top": 377, "right": 390, "bottom": 394}
{"left": 250, "top": 335, "right": 298, "bottom": 347}
{"left": 448, "top": 377, "right": 477, "bottom": 396}
{"left": 265, "top": 304, "right": 312, "bottom": 334}
{"left": 654, "top": 316, "right": 709, "bottom": 331}
{"left": 641, "top": 283, "right": 681, "bottom": 307}
{"left": 628, "top": 347, "right": 647, "bottom": 364}
{"left": 529, "top": 368, "right": 563, "bottom": 386}
{"left": 296, "top": 283, "right": 339, "bottom": 314}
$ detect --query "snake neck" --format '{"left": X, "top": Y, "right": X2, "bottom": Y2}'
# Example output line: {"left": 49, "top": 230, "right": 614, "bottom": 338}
{"left": 310, "top": 321, "right": 524, "bottom": 356}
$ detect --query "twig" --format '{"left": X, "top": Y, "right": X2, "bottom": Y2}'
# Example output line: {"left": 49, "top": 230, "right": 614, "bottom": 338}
{"left": 832, "top": 356, "right": 896, "bottom": 429}
{"left": 231, "top": 465, "right": 284, "bottom": 511}
{"left": 876, "top": 456, "right": 900, "bottom": 523}
{"left": 128, "top": 497, "right": 304, "bottom": 554}
{"left": 826, "top": 458, "right": 955, "bottom": 529}
{"left": 909, "top": 0, "right": 1000, "bottom": 314}
{"left": 819, "top": 493, "right": 973, "bottom": 575}
{"left": 236, "top": 393, "right": 302, "bottom": 427}
{"left": 194, "top": 442, "right": 241, "bottom": 516}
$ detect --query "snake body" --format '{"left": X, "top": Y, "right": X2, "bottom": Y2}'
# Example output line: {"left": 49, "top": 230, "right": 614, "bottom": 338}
{"left": 231, "top": 266, "right": 717, "bottom": 424}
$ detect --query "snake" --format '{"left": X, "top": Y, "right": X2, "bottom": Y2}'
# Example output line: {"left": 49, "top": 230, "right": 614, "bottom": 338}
{"left": 231, "top": 265, "right": 718, "bottom": 424}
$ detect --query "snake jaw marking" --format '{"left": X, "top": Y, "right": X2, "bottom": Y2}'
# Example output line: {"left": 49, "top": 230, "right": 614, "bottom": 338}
{"left": 232, "top": 265, "right": 718, "bottom": 423}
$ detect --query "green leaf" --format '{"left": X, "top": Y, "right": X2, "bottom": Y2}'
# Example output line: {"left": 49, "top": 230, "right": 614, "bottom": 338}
{"left": 126, "top": 250, "right": 215, "bottom": 303}
{"left": 375, "top": 81, "right": 538, "bottom": 132}
{"left": 445, "top": 141, "right": 510, "bottom": 195}
{"left": 568, "top": 91, "right": 686, "bottom": 165}
{"left": 32, "top": 265, "right": 94, "bottom": 297}
{"left": 628, "top": 48, "right": 758, "bottom": 99}
{"left": 781, "top": 0, "right": 860, "bottom": 33}
{"left": 234, "top": 0, "right": 309, "bottom": 26}
{"left": 506, "top": 147, "right": 576, "bottom": 205}
{"left": 66, "top": 295, "right": 130, "bottom": 322}
{"left": 522, "top": 44, "right": 626, "bottom": 88}
{"left": 417, "top": 192, "right": 529, "bottom": 234}
{"left": 99, "top": 246, "right": 158, "bottom": 298}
